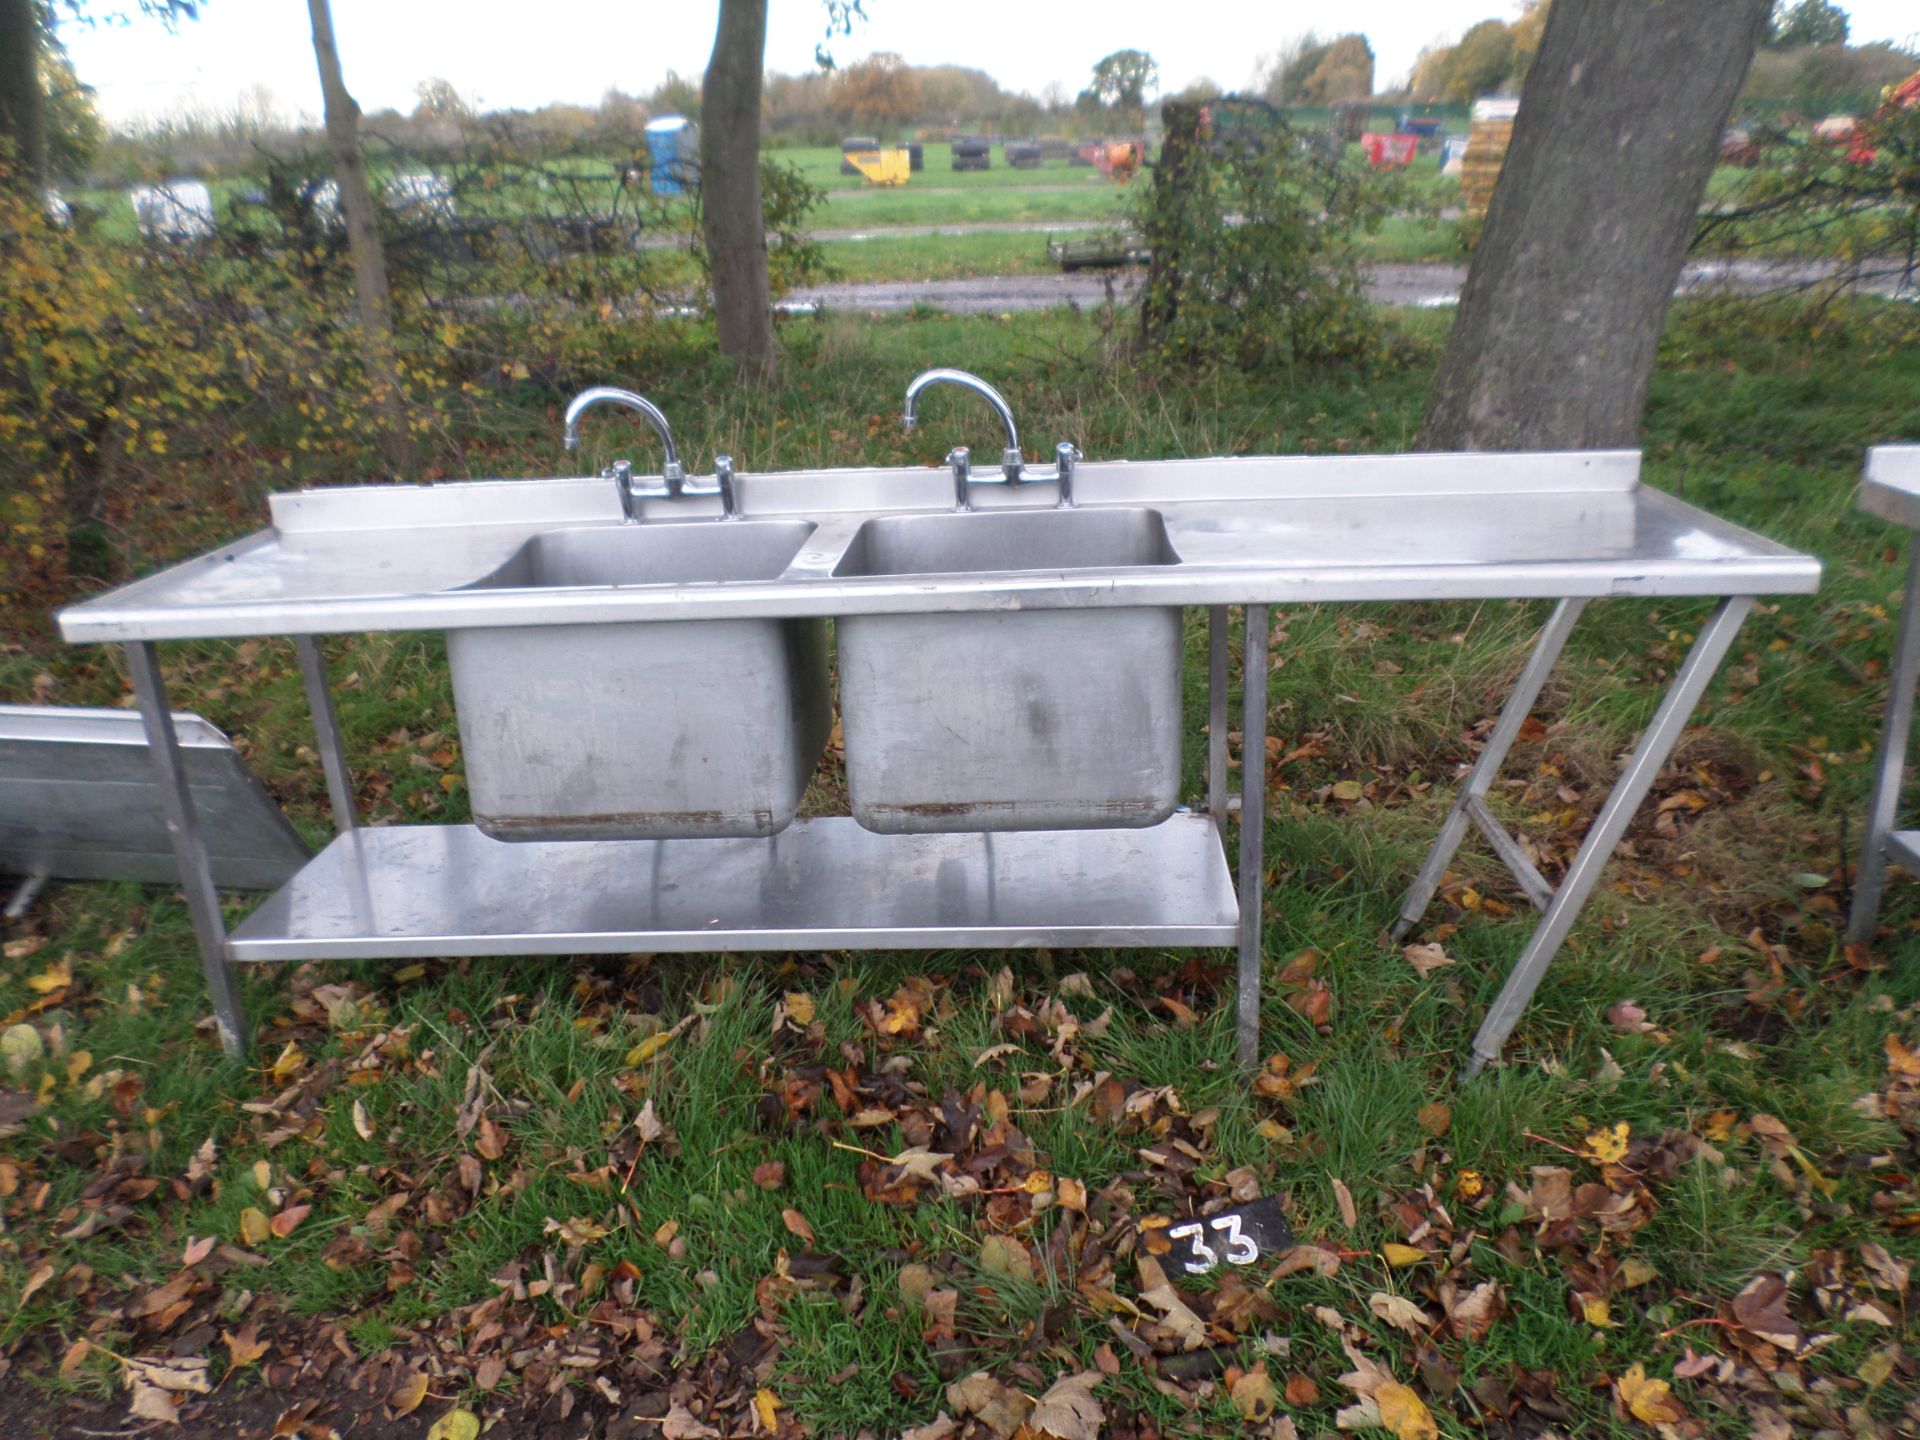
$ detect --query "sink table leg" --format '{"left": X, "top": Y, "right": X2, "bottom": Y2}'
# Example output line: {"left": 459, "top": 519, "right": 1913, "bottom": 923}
{"left": 1391, "top": 598, "right": 1587, "bottom": 945}
{"left": 1463, "top": 596, "right": 1755, "bottom": 1079}
{"left": 1846, "top": 541, "right": 1920, "bottom": 946}
{"left": 1208, "top": 605, "right": 1231, "bottom": 828}
{"left": 126, "top": 642, "right": 249, "bottom": 1060}
{"left": 295, "top": 635, "right": 358, "bottom": 833}
{"left": 1236, "top": 604, "right": 1269, "bottom": 1069}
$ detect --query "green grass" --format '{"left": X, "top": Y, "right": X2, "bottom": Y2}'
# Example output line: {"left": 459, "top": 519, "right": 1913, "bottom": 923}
{"left": 4, "top": 300, "right": 1920, "bottom": 1434}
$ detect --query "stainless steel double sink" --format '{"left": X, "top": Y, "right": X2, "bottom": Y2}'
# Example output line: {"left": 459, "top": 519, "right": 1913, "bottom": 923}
{"left": 446, "top": 507, "right": 1185, "bottom": 841}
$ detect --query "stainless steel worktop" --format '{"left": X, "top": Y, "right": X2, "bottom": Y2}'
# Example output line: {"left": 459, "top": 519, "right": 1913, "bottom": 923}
{"left": 58, "top": 450, "right": 1820, "bottom": 644}
{"left": 1860, "top": 444, "right": 1920, "bottom": 530}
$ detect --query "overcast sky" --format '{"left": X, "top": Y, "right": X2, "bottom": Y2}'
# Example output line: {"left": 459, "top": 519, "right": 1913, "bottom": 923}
{"left": 61, "top": 1, "right": 1920, "bottom": 129}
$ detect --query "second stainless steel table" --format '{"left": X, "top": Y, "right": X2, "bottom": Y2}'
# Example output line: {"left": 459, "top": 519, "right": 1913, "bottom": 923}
{"left": 1848, "top": 445, "right": 1920, "bottom": 951}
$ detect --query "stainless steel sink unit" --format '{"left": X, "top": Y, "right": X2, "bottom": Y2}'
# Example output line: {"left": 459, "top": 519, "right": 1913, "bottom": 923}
{"left": 60, "top": 422, "right": 1823, "bottom": 1076}
{"left": 835, "top": 507, "right": 1184, "bottom": 833}
{"left": 449, "top": 519, "right": 829, "bottom": 841}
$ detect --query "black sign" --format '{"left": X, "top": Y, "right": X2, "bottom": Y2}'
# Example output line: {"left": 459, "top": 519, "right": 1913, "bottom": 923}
{"left": 1153, "top": 1196, "right": 1295, "bottom": 1278}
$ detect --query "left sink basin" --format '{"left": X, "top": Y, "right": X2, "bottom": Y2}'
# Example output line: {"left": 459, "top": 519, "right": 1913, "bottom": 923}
{"left": 464, "top": 519, "right": 817, "bottom": 590}
{"left": 447, "top": 521, "right": 831, "bottom": 842}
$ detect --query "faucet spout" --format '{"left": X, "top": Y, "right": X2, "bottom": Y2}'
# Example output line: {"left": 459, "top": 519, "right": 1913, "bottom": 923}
{"left": 903, "top": 368, "right": 1023, "bottom": 483}
{"left": 563, "top": 385, "right": 687, "bottom": 521}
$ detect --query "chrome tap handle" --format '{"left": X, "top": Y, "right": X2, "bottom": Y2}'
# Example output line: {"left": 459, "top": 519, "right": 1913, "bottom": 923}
{"left": 1053, "top": 442, "right": 1080, "bottom": 508}
{"left": 714, "top": 454, "right": 738, "bottom": 519}
{"left": 948, "top": 447, "right": 973, "bottom": 512}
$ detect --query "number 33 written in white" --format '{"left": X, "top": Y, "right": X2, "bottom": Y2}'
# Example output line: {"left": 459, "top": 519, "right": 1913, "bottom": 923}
{"left": 1166, "top": 1214, "right": 1260, "bottom": 1275}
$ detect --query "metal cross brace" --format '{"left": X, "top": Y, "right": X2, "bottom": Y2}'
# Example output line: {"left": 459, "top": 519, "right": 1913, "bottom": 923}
{"left": 1847, "top": 540, "right": 1920, "bottom": 948}
{"left": 1390, "top": 595, "right": 1756, "bottom": 1079}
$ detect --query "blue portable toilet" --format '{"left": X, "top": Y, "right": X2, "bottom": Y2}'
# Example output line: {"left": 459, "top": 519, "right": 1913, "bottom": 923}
{"left": 646, "top": 115, "right": 698, "bottom": 195}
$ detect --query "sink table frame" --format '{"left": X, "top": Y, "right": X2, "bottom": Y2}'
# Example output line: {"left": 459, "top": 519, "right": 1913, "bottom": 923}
{"left": 1847, "top": 446, "right": 1920, "bottom": 951}
{"left": 66, "top": 450, "right": 1821, "bottom": 1075}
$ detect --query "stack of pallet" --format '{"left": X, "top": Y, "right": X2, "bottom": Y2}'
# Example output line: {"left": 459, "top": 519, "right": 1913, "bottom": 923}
{"left": 1461, "top": 97, "right": 1520, "bottom": 218}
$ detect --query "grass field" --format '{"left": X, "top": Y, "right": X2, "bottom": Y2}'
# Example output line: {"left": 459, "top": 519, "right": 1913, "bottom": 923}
{"left": 2, "top": 301, "right": 1919, "bottom": 1437}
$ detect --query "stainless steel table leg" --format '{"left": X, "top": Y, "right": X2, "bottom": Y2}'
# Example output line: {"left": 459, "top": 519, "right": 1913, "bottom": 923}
{"left": 1464, "top": 596, "right": 1755, "bottom": 1079}
{"left": 1847, "top": 542, "right": 1920, "bottom": 946}
{"left": 126, "top": 642, "right": 248, "bottom": 1059}
{"left": 1236, "top": 605, "right": 1269, "bottom": 1068}
{"left": 1392, "top": 599, "right": 1588, "bottom": 944}
{"left": 1208, "top": 605, "right": 1231, "bottom": 827}
{"left": 295, "top": 635, "right": 358, "bottom": 833}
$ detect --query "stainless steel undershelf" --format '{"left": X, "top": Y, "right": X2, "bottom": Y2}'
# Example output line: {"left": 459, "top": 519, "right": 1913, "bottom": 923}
{"left": 226, "top": 815, "right": 1240, "bottom": 961}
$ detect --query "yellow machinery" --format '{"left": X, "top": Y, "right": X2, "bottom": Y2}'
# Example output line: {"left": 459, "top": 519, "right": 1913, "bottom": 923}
{"left": 847, "top": 148, "right": 911, "bottom": 186}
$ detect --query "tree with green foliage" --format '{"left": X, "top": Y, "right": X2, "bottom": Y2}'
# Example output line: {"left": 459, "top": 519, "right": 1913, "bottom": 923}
{"left": 1088, "top": 49, "right": 1159, "bottom": 110}
{"left": 1765, "top": 0, "right": 1849, "bottom": 48}
{"left": 0, "top": 0, "right": 197, "bottom": 188}
{"left": 1137, "top": 98, "right": 1392, "bottom": 372}
{"left": 41, "top": 42, "right": 103, "bottom": 178}
{"left": 1443, "top": 19, "right": 1518, "bottom": 101}
{"left": 1292, "top": 35, "right": 1375, "bottom": 104}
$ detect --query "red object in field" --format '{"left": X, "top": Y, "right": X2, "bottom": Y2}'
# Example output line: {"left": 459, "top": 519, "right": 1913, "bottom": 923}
{"left": 1078, "top": 140, "right": 1146, "bottom": 182}
{"left": 1361, "top": 132, "right": 1418, "bottom": 168}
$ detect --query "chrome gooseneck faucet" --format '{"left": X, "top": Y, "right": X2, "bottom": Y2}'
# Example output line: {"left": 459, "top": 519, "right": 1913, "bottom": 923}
{"left": 563, "top": 385, "right": 738, "bottom": 521}
{"left": 903, "top": 368, "right": 1080, "bottom": 511}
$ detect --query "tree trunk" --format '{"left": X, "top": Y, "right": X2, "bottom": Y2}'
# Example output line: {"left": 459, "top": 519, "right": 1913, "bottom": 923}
{"left": 1139, "top": 101, "right": 1202, "bottom": 349}
{"left": 0, "top": 0, "right": 46, "bottom": 188}
{"left": 700, "top": 0, "right": 776, "bottom": 384}
{"left": 306, "top": 0, "right": 416, "bottom": 476}
{"left": 1416, "top": 0, "right": 1768, "bottom": 452}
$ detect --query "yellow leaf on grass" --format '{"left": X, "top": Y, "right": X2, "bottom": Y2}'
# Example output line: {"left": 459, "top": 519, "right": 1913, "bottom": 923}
{"left": 389, "top": 1368, "right": 429, "bottom": 1416}
{"left": 626, "top": 1031, "right": 674, "bottom": 1065}
{"left": 783, "top": 993, "right": 815, "bottom": 1025}
{"left": 1858, "top": 1346, "right": 1896, "bottom": 1389}
{"left": 352, "top": 1098, "right": 375, "bottom": 1141}
{"left": 27, "top": 961, "right": 71, "bottom": 994}
{"left": 1582, "top": 1296, "right": 1615, "bottom": 1328}
{"left": 1582, "top": 1122, "right": 1630, "bottom": 1165}
{"left": 1619, "top": 1257, "right": 1658, "bottom": 1289}
{"left": 1382, "top": 1243, "right": 1426, "bottom": 1268}
{"left": 753, "top": 1388, "right": 781, "bottom": 1433}
{"left": 426, "top": 1409, "right": 481, "bottom": 1440}
{"left": 238, "top": 1207, "right": 271, "bottom": 1246}
{"left": 1376, "top": 1380, "right": 1438, "bottom": 1440}
{"left": 1230, "top": 1366, "right": 1277, "bottom": 1423}
{"left": 1616, "top": 1364, "right": 1685, "bottom": 1425}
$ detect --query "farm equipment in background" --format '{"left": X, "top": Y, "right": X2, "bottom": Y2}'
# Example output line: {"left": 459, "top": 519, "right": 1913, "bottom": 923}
{"left": 839, "top": 136, "right": 879, "bottom": 175}
{"left": 1360, "top": 132, "right": 1418, "bottom": 168}
{"left": 1047, "top": 229, "right": 1151, "bottom": 270}
{"left": 951, "top": 136, "right": 992, "bottom": 171}
{"left": 846, "top": 148, "right": 913, "bottom": 185}
{"left": 1077, "top": 140, "right": 1147, "bottom": 182}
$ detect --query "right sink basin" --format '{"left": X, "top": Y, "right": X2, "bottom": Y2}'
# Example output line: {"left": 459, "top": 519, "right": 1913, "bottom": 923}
{"left": 832, "top": 505, "right": 1179, "bottom": 578}
{"left": 834, "top": 506, "right": 1187, "bottom": 834}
